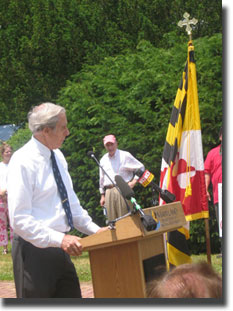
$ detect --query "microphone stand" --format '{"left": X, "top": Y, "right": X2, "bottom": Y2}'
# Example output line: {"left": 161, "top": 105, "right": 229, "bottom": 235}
{"left": 108, "top": 211, "right": 134, "bottom": 230}
{"left": 87, "top": 152, "right": 131, "bottom": 212}
{"left": 151, "top": 187, "right": 159, "bottom": 206}
{"left": 108, "top": 197, "right": 158, "bottom": 231}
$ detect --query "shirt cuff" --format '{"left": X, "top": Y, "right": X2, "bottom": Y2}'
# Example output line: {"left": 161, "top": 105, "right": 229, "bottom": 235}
{"left": 82, "top": 222, "right": 101, "bottom": 236}
{"left": 99, "top": 187, "right": 105, "bottom": 194}
{"left": 49, "top": 230, "right": 65, "bottom": 248}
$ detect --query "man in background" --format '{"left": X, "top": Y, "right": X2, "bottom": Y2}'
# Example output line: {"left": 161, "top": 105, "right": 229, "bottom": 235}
{"left": 99, "top": 134, "right": 144, "bottom": 221}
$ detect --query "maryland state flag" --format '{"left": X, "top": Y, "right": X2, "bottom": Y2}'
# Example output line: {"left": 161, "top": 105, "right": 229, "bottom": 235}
{"left": 160, "top": 41, "right": 209, "bottom": 267}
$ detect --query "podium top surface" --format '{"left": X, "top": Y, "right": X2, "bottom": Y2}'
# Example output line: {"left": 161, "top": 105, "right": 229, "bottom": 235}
{"left": 81, "top": 201, "right": 186, "bottom": 251}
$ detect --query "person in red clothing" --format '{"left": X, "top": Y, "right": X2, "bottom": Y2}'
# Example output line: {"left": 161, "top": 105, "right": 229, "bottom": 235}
{"left": 204, "top": 127, "right": 222, "bottom": 253}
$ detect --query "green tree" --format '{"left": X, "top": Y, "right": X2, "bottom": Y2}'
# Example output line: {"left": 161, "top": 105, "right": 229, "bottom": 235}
{"left": 1, "top": 0, "right": 222, "bottom": 251}
{"left": 7, "top": 34, "right": 222, "bottom": 251}
{"left": 7, "top": 124, "right": 31, "bottom": 152}
{"left": 0, "top": 0, "right": 221, "bottom": 125}
{"left": 57, "top": 34, "right": 222, "bottom": 228}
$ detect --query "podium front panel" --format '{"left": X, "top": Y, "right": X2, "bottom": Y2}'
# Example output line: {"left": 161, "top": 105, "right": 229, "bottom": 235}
{"left": 89, "top": 241, "right": 146, "bottom": 298}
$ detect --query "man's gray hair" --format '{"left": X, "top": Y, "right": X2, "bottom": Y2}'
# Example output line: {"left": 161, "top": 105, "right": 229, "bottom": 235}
{"left": 28, "top": 102, "right": 66, "bottom": 134}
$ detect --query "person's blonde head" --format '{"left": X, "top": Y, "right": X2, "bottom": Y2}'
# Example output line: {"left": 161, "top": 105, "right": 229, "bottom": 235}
{"left": 0, "top": 142, "right": 12, "bottom": 156}
{"left": 147, "top": 261, "right": 222, "bottom": 298}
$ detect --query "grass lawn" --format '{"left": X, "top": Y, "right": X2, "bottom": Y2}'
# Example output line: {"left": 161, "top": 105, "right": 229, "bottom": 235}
{"left": 0, "top": 242, "right": 92, "bottom": 282}
{"left": 192, "top": 253, "right": 222, "bottom": 275}
{"left": 0, "top": 242, "right": 222, "bottom": 282}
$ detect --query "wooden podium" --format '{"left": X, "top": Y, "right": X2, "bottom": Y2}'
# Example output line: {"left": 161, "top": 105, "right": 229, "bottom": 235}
{"left": 81, "top": 202, "right": 186, "bottom": 298}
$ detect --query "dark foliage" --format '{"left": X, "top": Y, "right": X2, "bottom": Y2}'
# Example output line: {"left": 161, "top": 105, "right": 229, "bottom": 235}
{"left": 4, "top": 1, "right": 222, "bottom": 253}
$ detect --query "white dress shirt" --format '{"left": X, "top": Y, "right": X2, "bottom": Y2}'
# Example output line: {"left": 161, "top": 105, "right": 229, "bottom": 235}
{"left": 7, "top": 136, "right": 100, "bottom": 248}
{"left": 99, "top": 149, "right": 144, "bottom": 194}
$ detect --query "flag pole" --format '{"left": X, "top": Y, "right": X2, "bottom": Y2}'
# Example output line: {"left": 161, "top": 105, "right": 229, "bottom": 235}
{"left": 178, "top": 12, "right": 212, "bottom": 265}
{"left": 204, "top": 218, "right": 212, "bottom": 264}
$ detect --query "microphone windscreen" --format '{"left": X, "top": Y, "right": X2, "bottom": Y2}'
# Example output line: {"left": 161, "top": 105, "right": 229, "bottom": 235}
{"left": 141, "top": 214, "right": 157, "bottom": 231}
{"left": 160, "top": 190, "right": 176, "bottom": 203}
{"left": 134, "top": 168, "right": 144, "bottom": 178}
{"left": 87, "top": 151, "right": 94, "bottom": 157}
{"left": 115, "top": 175, "right": 134, "bottom": 200}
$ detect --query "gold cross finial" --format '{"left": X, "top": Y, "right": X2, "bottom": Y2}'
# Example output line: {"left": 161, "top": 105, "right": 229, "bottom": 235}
{"left": 178, "top": 12, "right": 198, "bottom": 39}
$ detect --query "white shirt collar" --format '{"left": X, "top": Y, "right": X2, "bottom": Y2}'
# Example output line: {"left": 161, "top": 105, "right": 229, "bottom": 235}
{"left": 31, "top": 135, "right": 51, "bottom": 160}
{"left": 108, "top": 148, "right": 119, "bottom": 159}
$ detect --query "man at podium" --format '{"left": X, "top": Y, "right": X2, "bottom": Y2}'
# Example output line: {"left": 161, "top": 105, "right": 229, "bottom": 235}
{"left": 7, "top": 103, "right": 107, "bottom": 298}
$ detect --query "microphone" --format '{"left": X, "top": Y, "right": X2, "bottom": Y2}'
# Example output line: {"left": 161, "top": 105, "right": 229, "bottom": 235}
{"left": 135, "top": 168, "right": 176, "bottom": 204}
{"left": 115, "top": 175, "right": 157, "bottom": 231}
{"left": 87, "top": 150, "right": 95, "bottom": 158}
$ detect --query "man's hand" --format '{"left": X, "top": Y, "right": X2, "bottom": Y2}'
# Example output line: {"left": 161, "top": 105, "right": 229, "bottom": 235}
{"left": 61, "top": 235, "right": 83, "bottom": 256}
{"left": 96, "top": 226, "right": 109, "bottom": 233}
{"left": 206, "top": 190, "right": 211, "bottom": 201}
{"left": 128, "top": 178, "right": 137, "bottom": 189}
{"left": 100, "top": 194, "right": 105, "bottom": 206}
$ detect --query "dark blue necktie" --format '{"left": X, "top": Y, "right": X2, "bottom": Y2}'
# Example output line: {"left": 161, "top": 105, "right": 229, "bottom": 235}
{"left": 51, "top": 150, "right": 74, "bottom": 230}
